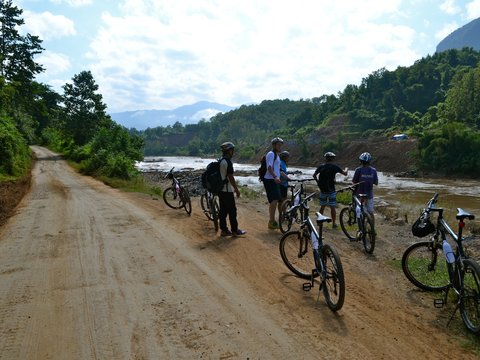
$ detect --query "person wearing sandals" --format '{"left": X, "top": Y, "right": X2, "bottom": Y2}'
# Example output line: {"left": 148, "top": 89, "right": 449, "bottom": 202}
{"left": 218, "top": 142, "right": 246, "bottom": 237}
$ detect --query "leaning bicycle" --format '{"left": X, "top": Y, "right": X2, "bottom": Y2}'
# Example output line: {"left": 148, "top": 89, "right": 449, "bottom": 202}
{"left": 278, "top": 179, "right": 314, "bottom": 234}
{"left": 402, "top": 193, "right": 480, "bottom": 334}
{"left": 279, "top": 192, "right": 345, "bottom": 312}
{"left": 200, "top": 189, "right": 219, "bottom": 231}
{"left": 162, "top": 167, "right": 192, "bottom": 215}
{"left": 338, "top": 182, "right": 375, "bottom": 254}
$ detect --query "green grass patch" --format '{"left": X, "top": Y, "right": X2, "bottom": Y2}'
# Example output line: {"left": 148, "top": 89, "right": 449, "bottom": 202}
{"left": 239, "top": 186, "right": 261, "bottom": 200}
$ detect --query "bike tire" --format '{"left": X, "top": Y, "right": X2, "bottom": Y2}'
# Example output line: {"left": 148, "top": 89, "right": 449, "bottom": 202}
{"left": 163, "top": 187, "right": 184, "bottom": 209}
{"left": 212, "top": 198, "right": 219, "bottom": 232}
{"left": 459, "top": 258, "right": 480, "bottom": 334}
{"left": 401, "top": 241, "right": 449, "bottom": 291}
{"left": 339, "top": 207, "right": 356, "bottom": 240}
{"left": 182, "top": 189, "right": 192, "bottom": 215}
{"left": 279, "top": 231, "right": 318, "bottom": 279}
{"left": 362, "top": 213, "right": 376, "bottom": 254}
{"left": 279, "top": 200, "right": 294, "bottom": 234}
{"left": 200, "top": 193, "right": 213, "bottom": 220}
{"left": 321, "top": 244, "right": 345, "bottom": 312}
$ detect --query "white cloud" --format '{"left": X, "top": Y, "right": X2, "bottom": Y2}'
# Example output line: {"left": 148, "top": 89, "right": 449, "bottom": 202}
{"left": 435, "top": 22, "right": 459, "bottom": 39}
{"left": 440, "top": 0, "right": 461, "bottom": 15}
{"left": 23, "top": 11, "right": 76, "bottom": 40}
{"left": 466, "top": 0, "right": 480, "bottom": 19}
{"left": 87, "top": 0, "right": 419, "bottom": 112}
{"left": 36, "top": 51, "right": 72, "bottom": 75}
{"left": 49, "top": 0, "right": 93, "bottom": 7}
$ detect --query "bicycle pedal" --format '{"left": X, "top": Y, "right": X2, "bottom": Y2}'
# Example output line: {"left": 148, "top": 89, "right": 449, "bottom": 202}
{"left": 433, "top": 298, "right": 445, "bottom": 308}
{"left": 302, "top": 283, "right": 312, "bottom": 292}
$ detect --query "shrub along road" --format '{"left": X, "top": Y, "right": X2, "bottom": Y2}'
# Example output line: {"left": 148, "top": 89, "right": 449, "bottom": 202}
{"left": 0, "top": 146, "right": 477, "bottom": 359}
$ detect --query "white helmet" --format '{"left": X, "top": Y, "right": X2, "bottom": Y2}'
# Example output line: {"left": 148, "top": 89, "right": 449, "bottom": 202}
{"left": 359, "top": 152, "right": 372, "bottom": 163}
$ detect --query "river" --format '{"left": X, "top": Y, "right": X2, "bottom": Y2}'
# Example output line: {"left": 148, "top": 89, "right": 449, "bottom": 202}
{"left": 136, "top": 156, "right": 480, "bottom": 217}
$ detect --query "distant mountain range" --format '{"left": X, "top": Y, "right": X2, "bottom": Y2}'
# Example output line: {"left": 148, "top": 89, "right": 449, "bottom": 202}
{"left": 436, "top": 17, "right": 480, "bottom": 53}
{"left": 110, "top": 101, "right": 235, "bottom": 130}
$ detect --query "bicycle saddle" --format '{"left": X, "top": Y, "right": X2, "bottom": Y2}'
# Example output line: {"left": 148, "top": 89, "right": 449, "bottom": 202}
{"left": 316, "top": 212, "right": 332, "bottom": 224}
{"left": 357, "top": 193, "right": 369, "bottom": 198}
{"left": 456, "top": 208, "right": 475, "bottom": 220}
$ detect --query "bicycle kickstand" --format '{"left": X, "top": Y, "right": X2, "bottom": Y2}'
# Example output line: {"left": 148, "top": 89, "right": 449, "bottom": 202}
{"left": 446, "top": 298, "right": 461, "bottom": 329}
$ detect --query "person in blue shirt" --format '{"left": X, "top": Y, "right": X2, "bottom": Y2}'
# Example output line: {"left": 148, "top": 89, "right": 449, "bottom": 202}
{"left": 352, "top": 152, "right": 379, "bottom": 225}
{"left": 279, "top": 151, "right": 292, "bottom": 202}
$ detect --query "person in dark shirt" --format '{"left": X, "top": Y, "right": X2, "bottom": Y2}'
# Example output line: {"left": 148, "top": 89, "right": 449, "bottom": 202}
{"left": 313, "top": 152, "right": 348, "bottom": 228}
{"left": 352, "top": 152, "right": 378, "bottom": 225}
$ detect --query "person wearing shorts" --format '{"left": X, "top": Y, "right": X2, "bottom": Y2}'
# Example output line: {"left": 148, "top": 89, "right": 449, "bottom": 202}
{"left": 263, "top": 137, "right": 284, "bottom": 229}
{"left": 313, "top": 152, "right": 348, "bottom": 228}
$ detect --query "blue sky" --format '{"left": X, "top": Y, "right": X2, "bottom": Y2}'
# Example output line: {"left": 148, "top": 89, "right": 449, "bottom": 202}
{"left": 13, "top": 0, "right": 480, "bottom": 113}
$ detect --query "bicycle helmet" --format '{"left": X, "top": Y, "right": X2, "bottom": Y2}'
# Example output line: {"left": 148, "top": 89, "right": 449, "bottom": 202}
{"left": 412, "top": 217, "right": 435, "bottom": 237}
{"left": 271, "top": 137, "right": 284, "bottom": 145}
{"left": 279, "top": 151, "right": 290, "bottom": 159}
{"left": 359, "top": 152, "right": 372, "bottom": 163}
{"left": 220, "top": 142, "right": 235, "bottom": 151}
{"left": 324, "top": 152, "right": 336, "bottom": 159}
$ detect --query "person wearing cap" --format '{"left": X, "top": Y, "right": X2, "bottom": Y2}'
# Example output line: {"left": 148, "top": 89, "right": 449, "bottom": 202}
{"left": 313, "top": 152, "right": 348, "bottom": 229}
{"left": 264, "top": 137, "right": 284, "bottom": 230}
{"left": 218, "top": 142, "right": 246, "bottom": 237}
{"left": 352, "top": 152, "right": 378, "bottom": 225}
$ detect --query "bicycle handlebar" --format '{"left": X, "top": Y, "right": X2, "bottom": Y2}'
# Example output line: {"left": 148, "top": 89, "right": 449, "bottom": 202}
{"left": 336, "top": 181, "right": 365, "bottom": 193}
{"left": 290, "top": 178, "right": 315, "bottom": 183}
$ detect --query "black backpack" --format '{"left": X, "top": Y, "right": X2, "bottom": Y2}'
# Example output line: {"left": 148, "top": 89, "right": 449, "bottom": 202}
{"left": 201, "top": 159, "right": 226, "bottom": 194}
{"left": 258, "top": 152, "right": 277, "bottom": 182}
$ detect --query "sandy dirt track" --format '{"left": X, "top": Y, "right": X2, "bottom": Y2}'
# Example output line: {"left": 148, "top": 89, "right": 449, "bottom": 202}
{"left": 0, "top": 146, "right": 477, "bottom": 359}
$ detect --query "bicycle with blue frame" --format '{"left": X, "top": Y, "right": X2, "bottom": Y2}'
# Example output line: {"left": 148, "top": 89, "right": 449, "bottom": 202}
{"left": 338, "top": 182, "right": 375, "bottom": 254}
{"left": 402, "top": 193, "right": 480, "bottom": 334}
{"left": 279, "top": 191, "right": 345, "bottom": 312}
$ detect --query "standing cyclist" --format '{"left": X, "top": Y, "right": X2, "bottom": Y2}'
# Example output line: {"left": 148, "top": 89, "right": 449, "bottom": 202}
{"left": 263, "top": 137, "right": 284, "bottom": 229}
{"left": 279, "top": 151, "right": 292, "bottom": 203}
{"left": 352, "top": 152, "right": 378, "bottom": 226}
{"left": 313, "top": 152, "right": 348, "bottom": 228}
{"left": 218, "top": 142, "right": 246, "bottom": 237}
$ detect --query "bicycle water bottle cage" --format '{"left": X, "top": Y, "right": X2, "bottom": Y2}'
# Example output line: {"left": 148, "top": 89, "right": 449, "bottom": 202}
{"left": 456, "top": 208, "right": 475, "bottom": 221}
{"left": 316, "top": 212, "right": 332, "bottom": 224}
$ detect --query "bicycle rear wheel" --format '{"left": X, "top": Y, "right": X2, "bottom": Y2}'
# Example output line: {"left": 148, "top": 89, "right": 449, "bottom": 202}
{"left": 460, "top": 258, "right": 480, "bottom": 334}
{"left": 321, "top": 244, "right": 345, "bottom": 312}
{"left": 200, "top": 193, "right": 213, "bottom": 220}
{"left": 279, "top": 231, "right": 317, "bottom": 279}
{"left": 181, "top": 189, "right": 192, "bottom": 215}
{"left": 279, "top": 200, "right": 294, "bottom": 234}
{"left": 211, "top": 197, "right": 219, "bottom": 232}
{"left": 362, "top": 213, "right": 375, "bottom": 254}
{"left": 339, "top": 207, "right": 356, "bottom": 240}
{"left": 163, "top": 187, "right": 184, "bottom": 209}
{"left": 401, "top": 241, "right": 449, "bottom": 291}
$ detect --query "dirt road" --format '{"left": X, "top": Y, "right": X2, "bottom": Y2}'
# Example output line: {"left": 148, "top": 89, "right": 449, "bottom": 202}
{"left": 0, "top": 146, "right": 476, "bottom": 359}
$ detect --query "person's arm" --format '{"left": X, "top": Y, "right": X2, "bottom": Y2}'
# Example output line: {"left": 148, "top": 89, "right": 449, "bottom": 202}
{"left": 373, "top": 170, "right": 379, "bottom": 186}
{"left": 341, "top": 167, "right": 348, "bottom": 176}
{"left": 267, "top": 152, "right": 281, "bottom": 183}
{"left": 227, "top": 174, "right": 240, "bottom": 197}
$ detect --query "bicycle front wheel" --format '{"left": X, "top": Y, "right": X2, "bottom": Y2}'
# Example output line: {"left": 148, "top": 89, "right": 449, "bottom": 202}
{"left": 362, "top": 213, "right": 375, "bottom": 254}
{"left": 200, "top": 193, "right": 213, "bottom": 220}
{"left": 181, "top": 189, "right": 192, "bottom": 215}
{"left": 460, "top": 258, "right": 480, "bottom": 334}
{"left": 212, "top": 197, "right": 219, "bottom": 232}
{"left": 401, "top": 241, "right": 449, "bottom": 291}
{"left": 163, "top": 187, "right": 184, "bottom": 209}
{"left": 279, "top": 231, "right": 317, "bottom": 279}
{"left": 279, "top": 200, "right": 293, "bottom": 234}
{"left": 339, "top": 207, "right": 356, "bottom": 240}
{"left": 321, "top": 244, "right": 345, "bottom": 312}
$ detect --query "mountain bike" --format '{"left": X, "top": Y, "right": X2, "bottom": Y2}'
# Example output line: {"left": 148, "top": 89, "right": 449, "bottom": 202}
{"left": 402, "top": 193, "right": 480, "bottom": 334}
{"left": 162, "top": 167, "right": 192, "bottom": 215}
{"left": 278, "top": 179, "right": 315, "bottom": 234}
{"left": 200, "top": 189, "right": 219, "bottom": 231}
{"left": 338, "top": 182, "right": 375, "bottom": 254}
{"left": 279, "top": 191, "right": 345, "bottom": 312}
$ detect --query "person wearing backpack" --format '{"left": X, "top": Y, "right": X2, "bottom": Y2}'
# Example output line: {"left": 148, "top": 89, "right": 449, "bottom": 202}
{"left": 263, "top": 137, "right": 284, "bottom": 230}
{"left": 218, "top": 142, "right": 246, "bottom": 237}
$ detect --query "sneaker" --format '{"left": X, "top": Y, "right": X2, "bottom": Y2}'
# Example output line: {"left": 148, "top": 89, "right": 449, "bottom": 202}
{"left": 268, "top": 220, "right": 279, "bottom": 229}
{"left": 220, "top": 230, "right": 233, "bottom": 237}
{"left": 233, "top": 229, "right": 246, "bottom": 236}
